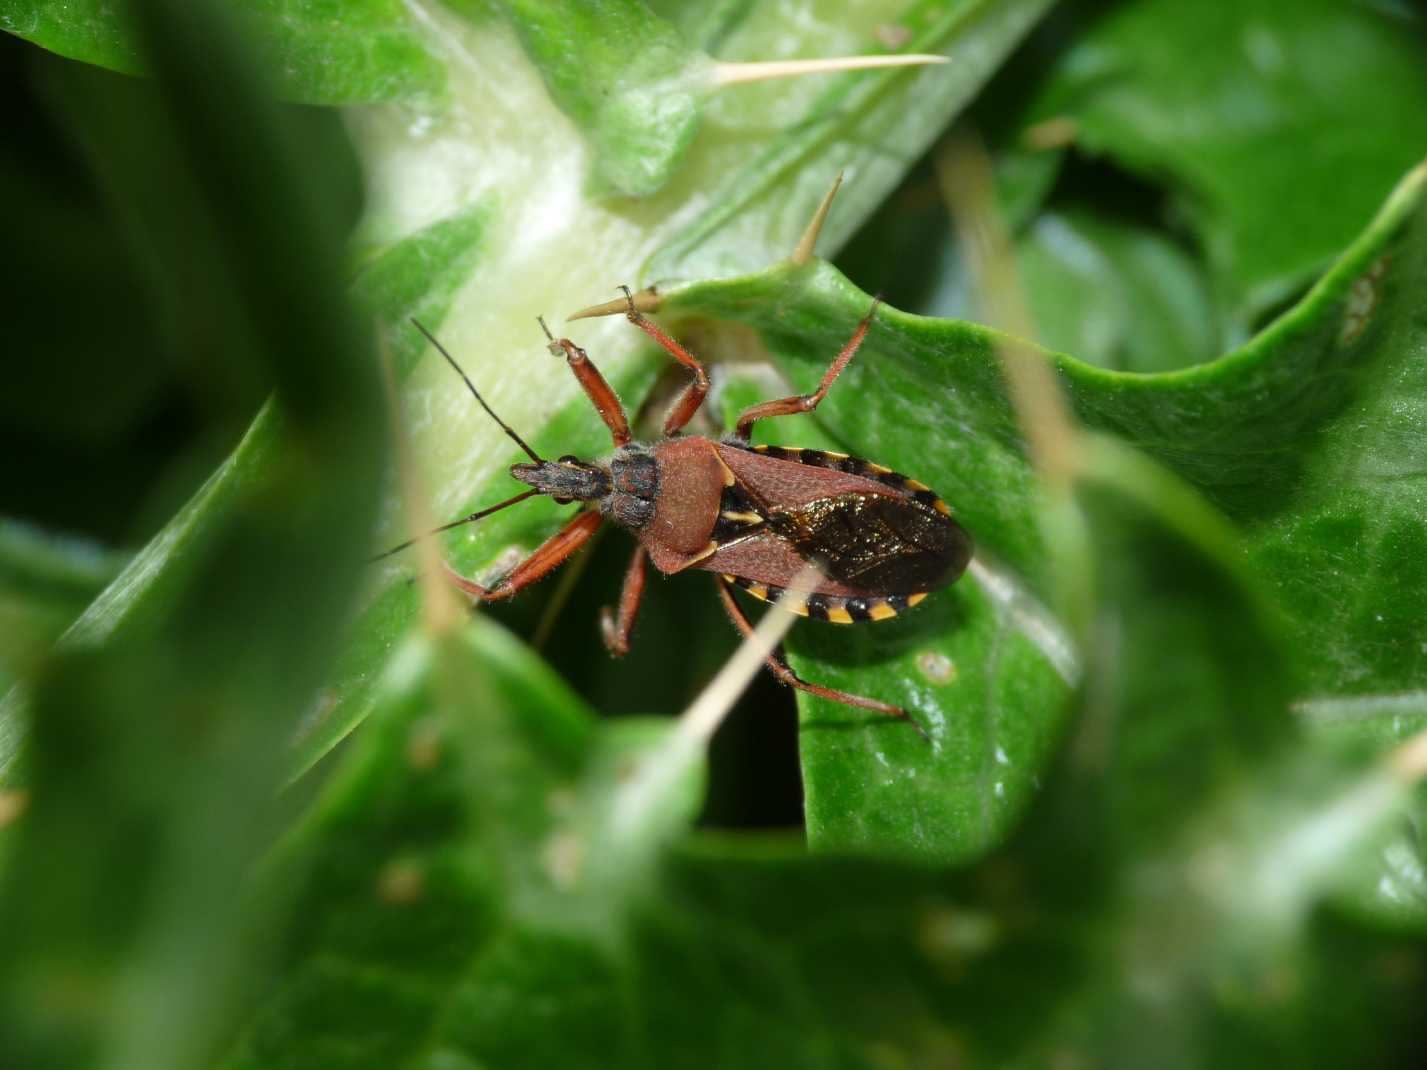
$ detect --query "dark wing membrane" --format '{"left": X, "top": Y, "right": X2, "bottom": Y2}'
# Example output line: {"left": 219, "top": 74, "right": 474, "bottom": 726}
{"left": 769, "top": 493, "right": 972, "bottom": 594}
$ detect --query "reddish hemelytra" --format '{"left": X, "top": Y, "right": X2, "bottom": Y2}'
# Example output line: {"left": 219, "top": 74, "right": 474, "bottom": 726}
{"left": 378, "top": 289, "right": 973, "bottom": 732}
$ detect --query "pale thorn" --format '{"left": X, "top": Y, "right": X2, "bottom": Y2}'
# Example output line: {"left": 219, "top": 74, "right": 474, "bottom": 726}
{"left": 1021, "top": 116, "right": 1078, "bottom": 152}
{"left": 567, "top": 286, "right": 661, "bottom": 321}
{"left": 935, "top": 128, "right": 1080, "bottom": 494}
{"left": 607, "top": 563, "right": 823, "bottom": 841}
{"left": 791, "top": 169, "right": 844, "bottom": 266}
{"left": 711, "top": 54, "right": 948, "bottom": 89}
{"left": 675, "top": 563, "right": 824, "bottom": 749}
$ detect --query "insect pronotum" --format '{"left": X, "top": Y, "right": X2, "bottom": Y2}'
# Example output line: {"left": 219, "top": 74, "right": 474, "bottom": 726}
{"left": 378, "top": 289, "right": 973, "bottom": 731}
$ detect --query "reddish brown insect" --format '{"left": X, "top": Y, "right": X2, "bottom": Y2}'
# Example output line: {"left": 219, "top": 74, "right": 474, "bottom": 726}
{"left": 384, "top": 290, "right": 973, "bottom": 727}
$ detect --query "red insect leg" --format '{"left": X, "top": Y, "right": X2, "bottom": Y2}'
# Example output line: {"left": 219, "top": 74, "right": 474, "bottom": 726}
{"left": 550, "top": 338, "right": 631, "bottom": 447}
{"left": 445, "top": 510, "right": 602, "bottom": 602}
{"left": 619, "top": 287, "right": 711, "bottom": 435}
{"left": 713, "top": 575, "right": 925, "bottom": 737}
{"left": 734, "top": 296, "right": 881, "bottom": 441}
{"left": 599, "top": 545, "right": 647, "bottom": 656}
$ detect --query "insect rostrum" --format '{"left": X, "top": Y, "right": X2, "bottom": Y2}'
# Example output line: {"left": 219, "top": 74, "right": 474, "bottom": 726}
{"left": 397, "top": 292, "right": 972, "bottom": 727}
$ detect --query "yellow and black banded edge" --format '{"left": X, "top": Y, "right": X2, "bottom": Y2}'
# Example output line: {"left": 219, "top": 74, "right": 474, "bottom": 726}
{"left": 745, "top": 444, "right": 954, "bottom": 518}
{"left": 722, "top": 573, "right": 928, "bottom": 624}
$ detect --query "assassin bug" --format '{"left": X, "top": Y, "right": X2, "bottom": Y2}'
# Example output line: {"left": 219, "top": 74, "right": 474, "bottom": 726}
{"left": 382, "top": 289, "right": 973, "bottom": 728}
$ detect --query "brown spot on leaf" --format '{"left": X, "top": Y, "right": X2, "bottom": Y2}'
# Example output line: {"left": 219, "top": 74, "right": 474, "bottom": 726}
{"left": 406, "top": 718, "right": 443, "bottom": 770}
{"left": 376, "top": 859, "right": 425, "bottom": 905}
{"left": 1339, "top": 254, "right": 1391, "bottom": 345}
{"left": 0, "top": 789, "right": 30, "bottom": 828}
{"left": 917, "top": 651, "right": 956, "bottom": 685}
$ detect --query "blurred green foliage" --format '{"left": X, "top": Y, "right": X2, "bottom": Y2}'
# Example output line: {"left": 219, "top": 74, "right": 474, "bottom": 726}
{"left": 2, "top": 1, "right": 1426, "bottom": 1068}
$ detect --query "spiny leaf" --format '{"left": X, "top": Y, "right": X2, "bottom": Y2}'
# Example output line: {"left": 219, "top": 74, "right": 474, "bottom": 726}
{"left": 647, "top": 0, "right": 1056, "bottom": 279}
{"left": 497, "top": 0, "right": 705, "bottom": 198}
{"left": 660, "top": 159, "right": 1427, "bottom": 861}
{"left": 285, "top": 0, "right": 1054, "bottom": 775}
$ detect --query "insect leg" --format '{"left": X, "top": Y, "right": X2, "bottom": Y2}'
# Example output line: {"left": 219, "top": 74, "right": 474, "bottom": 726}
{"left": 540, "top": 319, "right": 631, "bottom": 447}
{"left": 618, "top": 285, "right": 710, "bottom": 435}
{"left": 713, "top": 576, "right": 926, "bottom": 737}
{"left": 733, "top": 296, "right": 881, "bottom": 441}
{"left": 445, "top": 510, "right": 603, "bottom": 602}
{"left": 599, "top": 545, "right": 647, "bottom": 656}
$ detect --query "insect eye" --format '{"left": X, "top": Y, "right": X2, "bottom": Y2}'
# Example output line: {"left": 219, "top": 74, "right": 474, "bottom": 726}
{"left": 558, "top": 454, "right": 579, "bottom": 465}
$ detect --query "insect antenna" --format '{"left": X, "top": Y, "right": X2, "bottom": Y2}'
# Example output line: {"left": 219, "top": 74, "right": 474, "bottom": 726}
{"left": 369, "top": 489, "right": 541, "bottom": 562}
{"left": 410, "top": 317, "right": 543, "bottom": 464}
{"left": 372, "top": 320, "right": 547, "bottom": 562}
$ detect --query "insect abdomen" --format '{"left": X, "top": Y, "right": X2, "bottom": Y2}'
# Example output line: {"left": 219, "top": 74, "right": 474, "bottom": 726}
{"left": 705, "top": 442, "right": 973, "bottom": 617}
{"left": 721, "top": 574, "right": 930, "bottom": 623}
{"left": 769, "top": 491, "right": 966, "bottom": 592}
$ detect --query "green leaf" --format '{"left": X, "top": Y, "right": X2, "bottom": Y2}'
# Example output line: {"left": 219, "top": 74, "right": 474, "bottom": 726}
{"left": 1297, "top": 691, "right": 1427, "bottom": 933}
{"left": 5, "top": 0, "right": 1052, "bottom": 795}
{"left": 708, "top": 373, "right": 1072, "bottom": 861}
{"left": 645, "top": 0, "right": 757, "bottom": 53}
{"left": 1055, "top": 436, "right": 1293, "bottom": 860}
{"left": 351, "top": 206, "right": 490, "bottom": 379}
{"left": 9, "top": 2, "right": 1427, "bottom": 1064}
{"left": 2, "top": 0, "right": 445, "bottom": 104}
{"left": 0, "top": 2, "right": 388, "bottom": 1067}
{"left": 497, "top": 0, "right": 705, "bottom": 198}
{"left": 1011, "top": 0, "right": 1427, "bottom": 333}
{"left": 839, "top": 438, "right": 1416, "bottom": 1065}
{"left": 289, "top": 353, "right": 660, "bottom": 782}
{"left": 1018, "top": 207, "right": 1217, "bottom": 371}
{"left": 226, "top": 422, "right": 1328, "bottom": 1065}
{"left": 497, "top": 1, "right": 1059, "bottom": 202}
{"left": 1248, "top": 185, "right": 1427, "bottom": 699}
{"left": 834, "top": 159, "right": 1218, "bottom": 372}
{"left": 1, "top": 0, "right": 144, "bottom": 76}
{"left": 236, "top": 0, "right": 446, "bottom": 105}
{"left": 0, "top": 520, "right": 123, "bottom": 689}
{"left": 0, "top": 205, "right": 489, "bottom": 786}
{"left": 702, "top": 306, "right": 1076, "bottom": 861}
{"left": 791, "top": 561, "right": 1074, "bottom": 860}
{"left": 273, "top": 0, "right": 1053, "bottom": 776}
{"left": 647, "top": 0, "right": 1056, "bottom": 278}
{"left": 225, "top": 615, "right": 699, "bottom": 1069}
{"left": 660, "top": 158, "right": 1426, "bottom": 859}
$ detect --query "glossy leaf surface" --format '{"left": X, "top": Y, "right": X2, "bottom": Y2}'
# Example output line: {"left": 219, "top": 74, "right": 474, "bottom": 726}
{"left": 664, "top": 160, "right": 1427, "bottom": 860}
{"left": 4, "top": 2, "right": 1427, "bottom": 1066}
{"left": 1008, "top": 0, "right": 1427, "bottom": 333}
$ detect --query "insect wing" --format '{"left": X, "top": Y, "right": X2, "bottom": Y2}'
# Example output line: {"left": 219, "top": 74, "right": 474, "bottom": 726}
{"left": 708, "top": 442, "right": 972, "bottom": 600}
{"left": 770, "top": 491, "right": 969, "bottom": 592}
